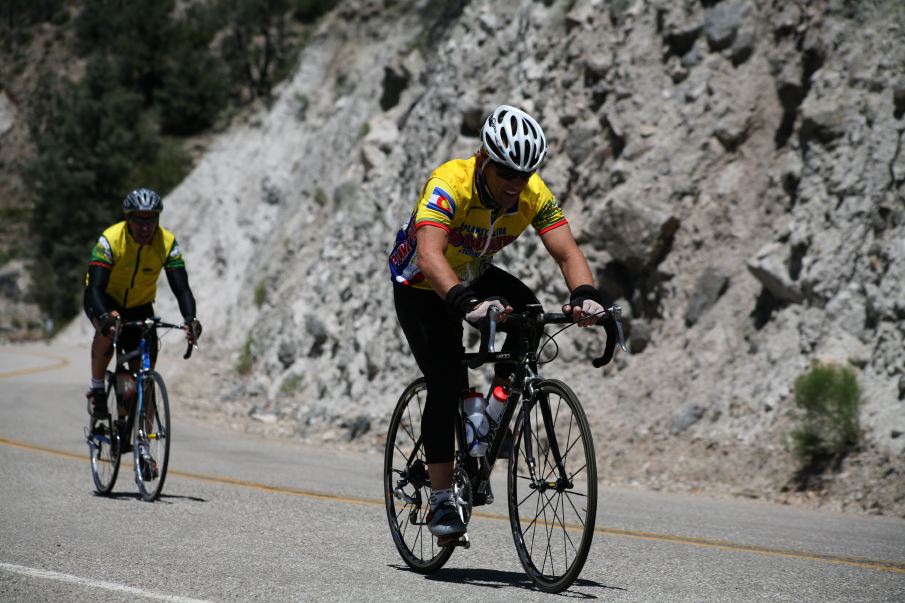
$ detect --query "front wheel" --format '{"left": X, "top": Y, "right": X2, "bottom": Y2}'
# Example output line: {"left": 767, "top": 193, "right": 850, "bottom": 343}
{"left": 384, "top": 377, "right": 455, "bottom": 573}
{"left": 508, "top": 379, "right": 597, "bottom": 593}
{"left": 133, "top": 372, "right": 171, "bottom": 502}
{"left": 89, "top": 376, "right": 121, "bottom": 495}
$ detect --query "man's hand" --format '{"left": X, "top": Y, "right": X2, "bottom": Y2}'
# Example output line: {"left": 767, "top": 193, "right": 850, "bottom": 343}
{"left": 445, "top": 284, "right": 511, "bottom": 325}
{"left": 464, "top": 296, "right": 512, "bottom": 326}
{"left": 97, "top": 311, "right": 120, "bottom": 339}
{"left": 184, "top": 318, "right": 202, "bottom": 345}
{"left": 562, "top": 285, "right": 607, "bottom": 327}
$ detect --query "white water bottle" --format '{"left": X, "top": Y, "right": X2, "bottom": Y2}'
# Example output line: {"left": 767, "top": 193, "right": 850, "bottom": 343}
{"left": 463, "top": 390, "right": 489, "bottom": 457}
{"left": 486, "top": 385, "right": 508, "bottom": 425}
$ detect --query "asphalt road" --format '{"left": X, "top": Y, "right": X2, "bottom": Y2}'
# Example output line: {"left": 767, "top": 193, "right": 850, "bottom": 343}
{"left": 1, "top": 343, "right": 904, "bottom": 601}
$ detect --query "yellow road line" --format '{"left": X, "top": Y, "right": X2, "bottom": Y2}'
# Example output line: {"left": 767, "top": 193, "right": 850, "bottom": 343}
{"left": 2, "top": 435, "right": 904, "bottom": 575}
{"left": 0, "top": 347, "right": 69, "bottom": 378}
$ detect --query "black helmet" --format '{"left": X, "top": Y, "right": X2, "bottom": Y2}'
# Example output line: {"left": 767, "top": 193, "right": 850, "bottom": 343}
{"left": 122, "top": 188, "right": 163, "bottom": 214}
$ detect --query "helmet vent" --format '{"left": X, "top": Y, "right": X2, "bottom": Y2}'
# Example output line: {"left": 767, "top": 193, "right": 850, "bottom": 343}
{"left": 480, "top": 104, "right": 547, "bottom": 172}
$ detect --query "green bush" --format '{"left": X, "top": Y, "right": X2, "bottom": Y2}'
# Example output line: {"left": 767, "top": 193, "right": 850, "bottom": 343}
{"left": 292, "top": 0, "right": 337, "bottom": 23}
{"left": 0, "top": 0, "right": 65, "bottom": 32}
{"left": 254, "top": 280, "right": 268, "bottom": 307}
{"left": 236, "top": 334, "right": 255, "bottom": 375}
{"left": 280, "top": 373, "right": 304, "bottom": 395}
{"left": 789, "top": 363, "right": 862, "bottom": 465}
{"left": 218, "top": 0, "right": 295, "bottom": 101}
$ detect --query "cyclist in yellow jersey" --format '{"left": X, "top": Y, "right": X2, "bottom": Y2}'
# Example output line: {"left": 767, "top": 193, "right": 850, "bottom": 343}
{"left": 388, "top": 105, "right": 609, "bottom": 542}
{"left": 83, "top": 188, "right": 201, "bottom": 422}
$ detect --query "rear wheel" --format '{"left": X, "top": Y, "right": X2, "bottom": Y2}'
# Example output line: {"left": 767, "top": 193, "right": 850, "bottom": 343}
{"left": 508, "top": 379, "right": 597, "bottom": 593}
{"left": 133, "top": 372, "right": 171, "bottom": 502}
{"left": 89, "top": 377, "right": 120, "bottom": 495}
{"left": 384, "top": 378, "right": 455, "bottom": 573}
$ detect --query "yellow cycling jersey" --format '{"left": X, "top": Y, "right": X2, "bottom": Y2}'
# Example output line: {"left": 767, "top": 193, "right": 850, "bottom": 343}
{"left": 388, "top": 157, "right": 567, "bottom": 290}
{"left": 87, "top": 221, "right": 185, "bottom": 308}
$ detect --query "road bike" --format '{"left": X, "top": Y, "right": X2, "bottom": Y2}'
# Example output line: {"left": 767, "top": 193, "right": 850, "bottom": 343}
{"left": 86, "top": 317, "right": 194, "bottom": 502}
{"left": 384, "top": 303, "right": 626, "bottom": 593}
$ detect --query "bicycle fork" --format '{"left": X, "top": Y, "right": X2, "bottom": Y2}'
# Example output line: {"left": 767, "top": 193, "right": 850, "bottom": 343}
{"left": 521, "top": 387, "right": 573, "bottom": 493}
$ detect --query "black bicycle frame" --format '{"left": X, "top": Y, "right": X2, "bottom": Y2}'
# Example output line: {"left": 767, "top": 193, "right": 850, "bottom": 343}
{"left": 459, "top": 305, "right": 574, "bottom": 496}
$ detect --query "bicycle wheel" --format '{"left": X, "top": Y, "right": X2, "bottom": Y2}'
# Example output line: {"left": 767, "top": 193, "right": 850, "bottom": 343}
{"left": 384, "top": 377, "right": 456, "bottom": 572}
{"left": 508, "top": 379, "right": 597, "bottom": 593}
{"left": 89, "top": 377, "right": 121, "bottom": 495}
{"left": 132, "top": 371, "right": 171, "bottom": 502}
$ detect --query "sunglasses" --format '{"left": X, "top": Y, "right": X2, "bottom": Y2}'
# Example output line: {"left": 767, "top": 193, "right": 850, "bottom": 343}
{"left": 493, "top": 161, "right": 534, "bottom": 181}
{"left": 127, "top": 214, "right": 159, "bottom": 225}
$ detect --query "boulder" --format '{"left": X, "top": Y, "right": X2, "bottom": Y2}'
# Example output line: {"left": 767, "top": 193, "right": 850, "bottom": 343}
{"left": 588, "top": 190, "right": 680, "bottom": 274}
{"left": 685, "top": 267, "right": 730, "bottom": 327}
{"left": 747, "top": 242, "right": 803, "bottom": 303}
{"left": 704, "top": 1, "right": 751, "bottom": 51}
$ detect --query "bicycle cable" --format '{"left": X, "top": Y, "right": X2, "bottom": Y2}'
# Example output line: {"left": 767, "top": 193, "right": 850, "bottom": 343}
{"left": 536, "top": 308, "right": 610, "bottom": 365}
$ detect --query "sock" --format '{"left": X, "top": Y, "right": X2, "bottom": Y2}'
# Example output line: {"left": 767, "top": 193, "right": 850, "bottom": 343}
{"left": 429, "top": 488, "right": 454, "bottom": 510}
{"left": 90, "top": 378, "right": 105, "bottom": 391}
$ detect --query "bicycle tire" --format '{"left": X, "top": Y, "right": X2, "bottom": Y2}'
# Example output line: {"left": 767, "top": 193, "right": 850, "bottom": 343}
{"left": 133, "top": 371, "right": 171, "bottom": 502}
{"left": 89, "top": 378, "right": 121, "bottom": 495}
{"left": 508, "top": 379, "right": 597, "bottom": 593}
{"left": 383, "top": 377, "right": 456, "bottom": 573}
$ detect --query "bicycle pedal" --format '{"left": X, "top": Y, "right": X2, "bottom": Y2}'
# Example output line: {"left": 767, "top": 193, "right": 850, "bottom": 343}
{"left": 439, "top": 533, "right": 470, "bottom": 549}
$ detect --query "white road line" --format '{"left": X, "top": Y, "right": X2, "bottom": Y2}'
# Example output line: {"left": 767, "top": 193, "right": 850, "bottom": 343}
{"left": 0, "top": 562, "right": 211, "bottom": 602}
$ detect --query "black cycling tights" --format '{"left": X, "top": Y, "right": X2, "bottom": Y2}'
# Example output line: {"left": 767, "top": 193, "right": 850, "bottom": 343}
{"left": 393, "top": 265, "right": 540, "bottom": 464}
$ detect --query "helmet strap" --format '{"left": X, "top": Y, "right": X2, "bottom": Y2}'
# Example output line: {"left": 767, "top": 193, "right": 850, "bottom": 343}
{"left": 475, "top": 158, "right": 500, "bottom": 210}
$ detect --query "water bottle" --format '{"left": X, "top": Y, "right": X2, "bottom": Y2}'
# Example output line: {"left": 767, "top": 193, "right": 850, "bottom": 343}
{"left": 463, "top": 390, "right": 489, "bottom": 457}
{"left": 486, "top": 385, "right": 508, "bottom": 426}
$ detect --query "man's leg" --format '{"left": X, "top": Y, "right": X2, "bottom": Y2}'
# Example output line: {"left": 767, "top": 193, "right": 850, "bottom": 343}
{"left": 90, "top": 330, "right": 114, "bottom": 381}
{"left": 87, "top": 324, "right": 114, "bottom": 419}
{"left": 394, "top": 285, "right": 467, "bottom": 539}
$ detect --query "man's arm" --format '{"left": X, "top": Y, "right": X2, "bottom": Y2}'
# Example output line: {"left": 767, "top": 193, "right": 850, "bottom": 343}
{"left": 539, "top": 222, "right": 594, "bottom": 290}
{"left": 85, "top": 265, "right": 118, "bottom": 335}
{"left": 415, "top": 225, "right": 460, "bottom": 299}
{"left": 415, "top": 225, "right": 510, "bottom": 321}
{"left": 540, "top": 223, "right": 606, "bottom": 326}
{"left": 164, "top": 267, "right": 197, "bottom": 321}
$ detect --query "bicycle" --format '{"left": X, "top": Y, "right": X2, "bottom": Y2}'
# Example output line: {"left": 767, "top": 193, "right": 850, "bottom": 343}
{"left": 384, "top": 303, "right": 626, "bottom": 593}
{"left": 86, "top": 317, "right": 195, "bottom": 502}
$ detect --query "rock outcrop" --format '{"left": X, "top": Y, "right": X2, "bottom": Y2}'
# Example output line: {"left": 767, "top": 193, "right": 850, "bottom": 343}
{"left": 57, "top": 0, "right": 905, "bottom": 515}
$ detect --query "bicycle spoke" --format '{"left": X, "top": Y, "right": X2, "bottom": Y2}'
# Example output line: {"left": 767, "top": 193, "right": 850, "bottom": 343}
{"left": 89, "top": 383, "right": 121, "bottom": 495}
{"left": 385, "top": 378, "right": 453, "bottom": 573}
{"left": 133, "top": 372, "right": 170, "bottom": 502}
{"left": 509, "top": 380, "right": 597, "bottom": 593}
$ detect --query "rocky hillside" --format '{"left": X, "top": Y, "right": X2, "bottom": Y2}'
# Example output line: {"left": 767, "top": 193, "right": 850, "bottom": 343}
{"left": 58, "top": 0, "right": 904, "bottom": 515}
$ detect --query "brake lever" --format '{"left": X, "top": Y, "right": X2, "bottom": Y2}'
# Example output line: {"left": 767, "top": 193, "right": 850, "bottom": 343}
{"left": 592, "top": 304, "right": 627, "bottom": 368}
{"left": 466, "top": 306, "right": 500, "bottom": 369}
{"left": 486, "top": 306, "right": 499, "bottom": 354}
{"left": 612, "top": 305, "right": 627, "bottom": 352}
{"left": 184, "top": 323, "right": 201, "bottom": 359}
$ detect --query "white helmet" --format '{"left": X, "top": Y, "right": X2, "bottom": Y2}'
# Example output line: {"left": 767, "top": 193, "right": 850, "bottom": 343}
{"left": 481, "top": 105, "right": 547, "bottom": 172}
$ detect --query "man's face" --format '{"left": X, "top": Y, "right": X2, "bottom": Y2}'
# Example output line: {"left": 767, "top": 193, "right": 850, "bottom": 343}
{"left": 126, "top": 212, "right": 159, "bottom": 245}
{"left": 485, "top": 160, "right": 534, "bottom": 210}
